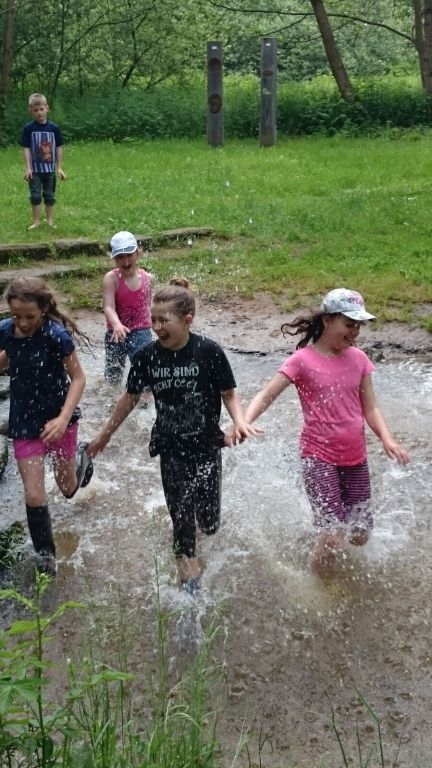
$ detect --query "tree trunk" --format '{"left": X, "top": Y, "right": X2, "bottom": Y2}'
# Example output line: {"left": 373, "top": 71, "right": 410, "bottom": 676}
{"left": 309, "top": 0, "right": 358, "bottom": 103}
{"left": 422, "top": 0, "right": 432, "bottom": 97}
{"left": 412, "top": 0, "right": 432, "bottom": 119}
{"left": 0, "top": 0, "right": 16, "bottom": 142}
{"left": 413, "top": 0, "right": 426, "bottom": 86}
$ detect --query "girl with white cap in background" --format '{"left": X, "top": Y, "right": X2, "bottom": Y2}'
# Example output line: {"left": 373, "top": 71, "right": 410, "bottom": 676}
{"left": 103, "top": 231, "right": 155, "bottom": 398}
{"left": 244, "top": 288, "right": 410, "bottom": 580}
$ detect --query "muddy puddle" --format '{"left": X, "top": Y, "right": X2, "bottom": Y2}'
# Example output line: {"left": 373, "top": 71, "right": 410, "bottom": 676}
{"left": 0, "top": 314, "right": 431, "bottom": 766}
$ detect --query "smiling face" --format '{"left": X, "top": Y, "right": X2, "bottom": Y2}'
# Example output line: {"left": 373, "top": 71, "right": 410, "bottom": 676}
{"left": 151, "top": 301, "right": 193, "bottom": 351}
{"left": 319, "top": 313, "right": 363, "bottom": 354}
{"left": 10, "top": 298, "right": 45, "bottom": 337}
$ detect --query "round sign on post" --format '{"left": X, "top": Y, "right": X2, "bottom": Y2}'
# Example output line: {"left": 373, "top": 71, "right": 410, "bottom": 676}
{"left": 207, "top": 42, "right": 224, "bottom": 146}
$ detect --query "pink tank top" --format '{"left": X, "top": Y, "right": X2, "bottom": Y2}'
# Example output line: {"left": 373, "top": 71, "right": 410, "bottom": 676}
{"left": 107, "top": 268, "right": 151, "bottom": 330}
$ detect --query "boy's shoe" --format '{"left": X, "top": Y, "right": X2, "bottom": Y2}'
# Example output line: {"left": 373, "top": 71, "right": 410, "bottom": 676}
{"left": 181, "top": 577, "right": 200, "bottom": 596}
{"left": 35, "top": 550, "right": 57, "bottom": 577}
{"left": 76, "top": 442, "right": 94, "bottom": 489}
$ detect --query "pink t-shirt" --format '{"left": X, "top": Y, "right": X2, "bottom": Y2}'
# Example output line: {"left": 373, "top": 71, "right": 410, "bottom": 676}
{"left": 278, "top": 346, "right": 375, "bottom": 466}
{"left": 107, "top": 268, "right": 151, "bottom": 331}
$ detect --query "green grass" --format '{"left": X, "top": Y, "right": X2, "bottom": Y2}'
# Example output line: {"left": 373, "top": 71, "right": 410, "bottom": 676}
{"left": 1, "top": 134, "right": 432, "bottom": 326}
{"left": 0, "top": 572, "right": 230, "bottom": 768}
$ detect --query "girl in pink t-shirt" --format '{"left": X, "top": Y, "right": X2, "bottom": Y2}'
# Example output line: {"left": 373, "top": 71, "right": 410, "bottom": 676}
{"left": 245, "top": 288, "right": 410, "bottom": 580}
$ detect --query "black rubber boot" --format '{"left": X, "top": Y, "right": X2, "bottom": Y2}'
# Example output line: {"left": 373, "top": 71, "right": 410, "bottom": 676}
{"left": 25, "top": 504, "right": 55, "bottom": 555}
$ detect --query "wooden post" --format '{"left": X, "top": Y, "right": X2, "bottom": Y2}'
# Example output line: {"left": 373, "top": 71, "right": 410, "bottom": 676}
{"left": 259, "top": 37, "right": 277, "bottom": 147}
{"left": 207, "top": 41, "right": 224, "bottom": 147}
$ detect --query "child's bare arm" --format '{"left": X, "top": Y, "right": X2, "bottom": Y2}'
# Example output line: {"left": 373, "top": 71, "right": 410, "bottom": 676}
{"left": 56, "top": 146, "right": 66, "bottom": 180}
{"left": 40, "top": 351, "right": 86, "bottom": 443}
{"left": 87, "top": 391, "right": 139, "bottom": 457}
{"left": 102, "top": 272, "right": 130, "bottom": 342}
{"left": 245, "top": 372, "right": 290, "bottom": 423}
{"left": 360, "top": 375, "right": 410, "bottom": 464}
{"left": 222, "top": 388, "right": 262, "bottom": 444}
{"left": 0, "top": 350, "right": 9, "bottom": 373}
{"left": 23, "top": 148, "right": 32, "bottom": 180}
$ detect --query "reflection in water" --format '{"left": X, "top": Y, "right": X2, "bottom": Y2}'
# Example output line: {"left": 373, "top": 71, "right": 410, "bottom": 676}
{"left": 0, "top": 346, "right": 431, "bottom": 766}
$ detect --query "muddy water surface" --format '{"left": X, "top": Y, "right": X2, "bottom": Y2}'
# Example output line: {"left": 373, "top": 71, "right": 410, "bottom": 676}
{"left": 0, "top": 313, "right": 431, "bottom": 767}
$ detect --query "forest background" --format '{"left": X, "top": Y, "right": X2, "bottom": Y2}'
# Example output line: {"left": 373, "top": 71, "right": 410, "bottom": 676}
{"left": 2, "top": 0, "right": 432, "bottom": 142}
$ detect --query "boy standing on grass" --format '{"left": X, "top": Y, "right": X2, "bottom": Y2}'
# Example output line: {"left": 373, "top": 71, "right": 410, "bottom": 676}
{"left": 20, "top": 93, "right": 66, "bottom": 230}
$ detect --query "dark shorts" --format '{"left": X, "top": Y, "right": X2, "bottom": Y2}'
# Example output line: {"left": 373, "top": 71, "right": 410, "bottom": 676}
{"left": 29, "top": 173, "right": 56, "bottom": 206}
{"left": 301, "top": 456, "right": 373, "bottom": 534}
{"left": 160, "top": 449, "right": 222, "bottom": 558}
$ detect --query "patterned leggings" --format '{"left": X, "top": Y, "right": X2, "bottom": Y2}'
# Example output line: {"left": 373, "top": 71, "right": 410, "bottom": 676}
{"left": 301, "top": 457, "right": 373, "bottom": 533}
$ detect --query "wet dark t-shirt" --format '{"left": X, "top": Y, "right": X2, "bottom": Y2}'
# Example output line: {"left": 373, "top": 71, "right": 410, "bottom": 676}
{"left": 0, "top": 318, "right": 80, "bottom": 438}
{"left": 126, "top": 332, "right": 236, "bottom": 456}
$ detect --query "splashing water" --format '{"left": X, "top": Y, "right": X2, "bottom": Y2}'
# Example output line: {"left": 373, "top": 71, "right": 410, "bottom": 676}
{"left": 0, "top": 341, "right": 431, "bottom": 765}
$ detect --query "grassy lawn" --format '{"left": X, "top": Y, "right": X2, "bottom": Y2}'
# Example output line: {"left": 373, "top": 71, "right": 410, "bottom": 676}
{"left": 1, "top": 134, "right": 431, "bottom": 328}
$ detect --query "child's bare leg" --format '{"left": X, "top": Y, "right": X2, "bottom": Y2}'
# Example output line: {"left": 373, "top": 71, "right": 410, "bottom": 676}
{"left": 176, "top": 556, "right": 201, "bottom": 595}
{"left": 310, "top": 528, "right": 345, "bottom": 581}
{"left": 29, "top": 203, "right": 42, "bottom": 229}
{"left": 349, "top": 530, "right": 370, "bottom": 546}
{"left": 53, "top": 456, "right": 78, "bottom": 498}
{"left": 45, "top": 204, "right": 55, "bottom": 226}
{"left": 17, "top": 456, "right": 46, "bottom": 506}
{"left": 176, "top": 555, "right": 201, "bottom": 584}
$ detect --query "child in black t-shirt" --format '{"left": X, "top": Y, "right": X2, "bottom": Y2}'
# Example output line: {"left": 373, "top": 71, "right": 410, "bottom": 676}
{"left": 88, "top": 278, "right": 259, "bottom": 594}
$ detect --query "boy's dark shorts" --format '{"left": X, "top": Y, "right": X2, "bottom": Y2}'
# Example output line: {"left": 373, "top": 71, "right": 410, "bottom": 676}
{"left": 28, "top": 173, "right": 56, "bottom": 206}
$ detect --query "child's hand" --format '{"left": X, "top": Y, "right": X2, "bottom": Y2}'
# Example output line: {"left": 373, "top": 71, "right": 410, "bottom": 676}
{"left": 110, "top": 324, "right": 130, "bottom": 343}
{"left": 382, "top": 438, "right": 410, "bottom": 465}
{"left": 225, "top": 421, "right": 264, "bottom": 447}
{"left": 23, "top": 170, "right": 33, "bottom": 182}
{"left": 40, "top": 415, "right": 69, "bottom": 443}
{"left": 58, "top": 169, "right": 66, "bottom": 180}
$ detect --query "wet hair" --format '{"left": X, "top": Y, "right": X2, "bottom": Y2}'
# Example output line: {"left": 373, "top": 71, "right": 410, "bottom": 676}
{"left": 5, "top": 276, "right": 91, "bottom": 349}
{"left": 152, "top": 277, "right": 195, "bottom": 317}
{"left": 28, "top": 92, "right": 48, "bottom": 107}
{"left": 281, "top": 310, "right": 327, "bottom": 349}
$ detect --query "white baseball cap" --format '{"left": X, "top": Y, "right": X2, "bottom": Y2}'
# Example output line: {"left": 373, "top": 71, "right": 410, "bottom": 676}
{"left": 321, "top": 288, "right": 376, "bottom": 321}
{"left": 109, "top": 231, "right": 138, "bottom": 259}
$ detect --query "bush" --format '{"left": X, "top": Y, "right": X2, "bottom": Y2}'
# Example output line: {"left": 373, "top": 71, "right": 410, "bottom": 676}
{"left": 3, "top": 73, "right": 431, "bottom": 146}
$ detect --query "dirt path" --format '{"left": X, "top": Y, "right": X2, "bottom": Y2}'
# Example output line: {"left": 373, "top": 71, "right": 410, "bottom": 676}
{"left": 76, "top": 292, "right": 432, "bottom": 361}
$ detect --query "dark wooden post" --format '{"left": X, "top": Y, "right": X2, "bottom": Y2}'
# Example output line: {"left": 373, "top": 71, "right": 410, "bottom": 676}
{"left": 207, "top": 41, "right": 223, "bottom": 147}
{"left": 259, "top": 37, "right": 277, "bottom": 147}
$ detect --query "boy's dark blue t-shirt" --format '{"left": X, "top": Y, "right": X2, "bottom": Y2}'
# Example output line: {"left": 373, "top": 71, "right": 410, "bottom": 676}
{"left": 0, "top": 318, "right": 80, "bottom": 439}
{"left": 20, "top": 120, "right": 64, "bottom": 174}
{"left": 126, "top": 332, "right": 236, "bottom": 456}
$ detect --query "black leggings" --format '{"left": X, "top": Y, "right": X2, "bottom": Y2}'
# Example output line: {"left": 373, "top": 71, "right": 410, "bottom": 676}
{"left": 160, "top": 450, "right": 222, "bottom": 559}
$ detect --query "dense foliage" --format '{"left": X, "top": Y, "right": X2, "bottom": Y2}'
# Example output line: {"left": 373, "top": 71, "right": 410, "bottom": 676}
{"left": 3, "top": 74, "right": 429, "bottom": 145}
{"left": 3, "top": 1, "right": 431, "bottom": 143}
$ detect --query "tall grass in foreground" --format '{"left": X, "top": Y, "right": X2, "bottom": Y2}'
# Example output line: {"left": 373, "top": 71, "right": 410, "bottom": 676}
{"left": 1, "top": 133, "right": 432, "bottom": 327}
{"left": 0, "top": 574, "right": 409, "bottom": 767}
{"left": 0, "top": 573, "right": 229, "bottom": 767}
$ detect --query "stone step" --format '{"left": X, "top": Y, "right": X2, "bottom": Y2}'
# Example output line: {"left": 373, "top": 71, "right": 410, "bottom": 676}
{"left": 0, "top": 262, "right": 82, "bottom": 293}
{"left": 0, "top": 227, "right": 215, "bottom": 265}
